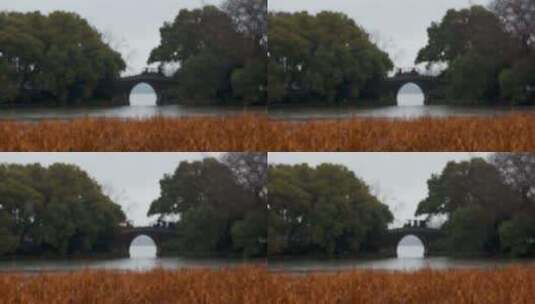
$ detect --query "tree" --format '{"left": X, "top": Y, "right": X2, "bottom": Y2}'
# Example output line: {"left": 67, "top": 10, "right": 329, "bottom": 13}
{"left": 0, "top": 163, "right": 125, "bottom": 257}
{"left": 491, "top": 153, "right": 535, "bottom": 206}
{"left": 416, "top": 156, "right": 535, "bottom": 257}
{"left": 149, "top": 5, "right": 266, "bottom": 104}
{"left": 148, "top": 153, "right": 267, "bottom": 257}
{"left": 221, "top": 0, "right": 267, "bottom": 46}
{"left": 498, "top": 52, "right": 535, "bottom": 104}
{"left": 268, "top": 163, "right": 393, "bottom": 256}
{"left": 490, "top": 0, "right": 535, "bottom": 53}
{"left": 416, "top": 6, "right": 517, "bottom": 103}
{"left": 0, "top": 60, "right": 18, "bottom": 104}
{"left": 268, "top": 11, "right": 393, "bottom": 104}
{"left": 0, "top": 11, "right": 125, "bottom": 105}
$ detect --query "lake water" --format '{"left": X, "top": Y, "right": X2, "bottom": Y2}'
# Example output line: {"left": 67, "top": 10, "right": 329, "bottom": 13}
{"left": 270, "top": 245, "right": 535, "bottom": 273}
{"left": 2, "top": 245, "right": 535, "bottom": 273}
{"left": 0, "top": 246, "right": 263, "bottom": 273}
{"left": 1, "top": 93, "right": 534, "bottom": 121}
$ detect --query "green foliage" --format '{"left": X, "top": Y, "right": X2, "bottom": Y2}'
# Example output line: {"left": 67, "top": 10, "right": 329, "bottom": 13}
{"left": 149, "top": 4, "right": 266, "bottom": 105}
{"left": 0, "top": 61, "right": 18, "bottom": 104}
{"left": 417, "top": 5, "right": 535, "bottom": 104}
{"left": 0, "top": 11, "right": 125, "bottom": 105}
{"left": 417, "top": 154, "right": 535, "bottom": 257}
{"left": 231, "top": 59, "right": 267, "bottom": 104}
{"left": 499, "top": 54, "right": 535, "bottom": 104}
{"left": 148, "top": 153, "right": 267, "bottom": 258}
{"left": 231, "top": 211, "right": 267, "bottom": 257}
{"left": 499, "top": 216, "right": 535, "bottom": 257}
{"left": 268, "top": 163, "right": 393, "bottom": 257}
{"left": 0, "top": 212, "right": 18, "bottom": 255}
{"left": 0, "top": 163, "right": 125, "bottom": 257}
{"left": 444, "top": 205, "right": 497, "bottom": 255}
{"left": 268, "top": 11, "right": 393, "bottom": 104}
{"left": 446, "top": 51, "right": 502, "bottom": 102}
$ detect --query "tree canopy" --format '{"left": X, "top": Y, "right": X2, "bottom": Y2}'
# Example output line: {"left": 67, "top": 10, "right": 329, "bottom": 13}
{"left": 0, "top": 11, "right": 126, "bottom": 105}
{"left": 268, "top": 11, "right": 393, "bottom": 104}
{"left": 0, "top": 163, "right": 126, "bottom": 257}
{"left": 417, "top": 4, "right": 535, "bottom": 104}
{"left": 149, "top": 1, "right": 266, "bottom": 105}
{"left": 268, "top": 163, "right": 393, "bottom": 256}
{"left": 147, "top": 153, "right": 267, "bottom": 257}
{"left": 416, "top": 154, "right": 535, "bottom": 257}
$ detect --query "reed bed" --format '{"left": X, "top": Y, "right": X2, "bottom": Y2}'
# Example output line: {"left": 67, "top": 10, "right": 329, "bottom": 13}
{"left": 0, "top": 114, "right": 534, "bottom": 151}
{"left": 1, "top": 266, "right": 534, "bottom": 303}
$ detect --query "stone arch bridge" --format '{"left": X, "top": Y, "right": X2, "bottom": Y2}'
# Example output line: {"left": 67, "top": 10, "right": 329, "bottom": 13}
{"left": 380, "top": 226, "right": 444, "bottom": 257}
{"left": 381, "top": 72, "right": 445, "bottom": 105}
{"left": 115, "top": 226, "right": 177, "bottom": 257}
{"left": 112, "top": 71, "right": 177, "bottom": 106}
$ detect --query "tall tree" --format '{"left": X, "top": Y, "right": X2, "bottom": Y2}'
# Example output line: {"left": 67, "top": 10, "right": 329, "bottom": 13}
{"left": 221, "top": 0, "right": 267, "bottom": 46}
{"left": 0, "top": 163, "right": 125, "bottom": 256}
{"left": 416, "top": 6, "right": 517, "bottom": 102}
{"left": 0, "top": 11, "right": 125, "bottom": 105}
{"left": 416, "top": 156, "right": 535, "bottom": 257}
{"left": 268, "top": 163, "right": 393, "bottom": 256}
{"left": 490, "top": 0, "right": 535, "bottom": 52}
{"left": 148, "top": 153, "right": 267, "bottom": 257}
{"left": 149, "top": 4, "right": 266, "bottom": 105}
{"left": 268, "top": 11, "right": 392, "bottom": 104}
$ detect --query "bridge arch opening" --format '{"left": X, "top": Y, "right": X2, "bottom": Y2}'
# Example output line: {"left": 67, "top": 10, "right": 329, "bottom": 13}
{"left": 396, "top": 83, "right": 425, "bottom": 106}
{"left": 129, "top": 235, "right": 157, "bottom": 259}
{"left": 396, "top": 235, "right": 425, "bottom": 258}
{"left": 129, "top": 83, "right": 157, "bottom": 106}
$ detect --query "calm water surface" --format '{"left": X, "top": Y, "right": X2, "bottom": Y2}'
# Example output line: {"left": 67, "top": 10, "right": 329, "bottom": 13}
{"left": 2, "top": 246, "right": 535, "bottom": 273}
{"left": 0, "top": 246, "right": 263, "bottom": 273}
{"left": 271, "top": 245, "right": 535, "bottom": 273}
{"left": 1, "top": 93, "right": 534, "bottom": 121}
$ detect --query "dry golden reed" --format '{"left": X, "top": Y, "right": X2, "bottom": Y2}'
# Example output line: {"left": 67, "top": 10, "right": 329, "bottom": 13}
{"left": 0, "top": 113, "right": 534, "bottom": 151}
{"left": 1, "top": 266, "right": 535, "bottom": 303}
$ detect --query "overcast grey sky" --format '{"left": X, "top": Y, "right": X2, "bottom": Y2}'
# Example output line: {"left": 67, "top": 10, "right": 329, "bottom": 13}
{"left": 0, "top": 0, "right": 220, "bottom": 75}
{"left": 269, "top": 153, "right": 490, "bottom": 227}
{"left": 269, "top": 0, "right": 490, "bottom": 68}
{"left": 0, "top": 153, "right": 221, "bottom": 226}
{"left": 1, "top": 0, "right": 491, "bottom": 74}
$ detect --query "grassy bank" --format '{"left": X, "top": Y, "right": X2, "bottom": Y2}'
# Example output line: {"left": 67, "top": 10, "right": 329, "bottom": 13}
{"left": 0, "top": 114, "right": 534, "bottom": 151}
{"left": 1, "top": 266, "right": 535, "bottom": 303}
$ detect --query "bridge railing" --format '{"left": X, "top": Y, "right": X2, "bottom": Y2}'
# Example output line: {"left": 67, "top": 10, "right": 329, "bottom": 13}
{"left": 403, "top": 219, "right": 428, "bottom": 229}
{"left": 141, "top": 67, "right": 162, "bottom": 75}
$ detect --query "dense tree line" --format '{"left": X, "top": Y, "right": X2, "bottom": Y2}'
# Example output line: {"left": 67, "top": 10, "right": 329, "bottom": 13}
{"left": 0, "top": 163, "right": 126, "bottom": 257}
{"left": 416, "top": 154, "right": 535, "bottom": 257}
{"left": 149, "top": 0, "right": 266, "bottom": 105}
{"left": 0, "top": 11, "right": 126, "bottom": 105}
{"left": 148, "top": 153, "right": 267, "bottom": 257}
{"left": 268, "top": 163, "right": 393, "bottom": 256}
{"left": 268, "top": 11, "right": 393, "bottom": 104}
{"left": 417, "top": 2, "right": 535, "bottom": 104}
